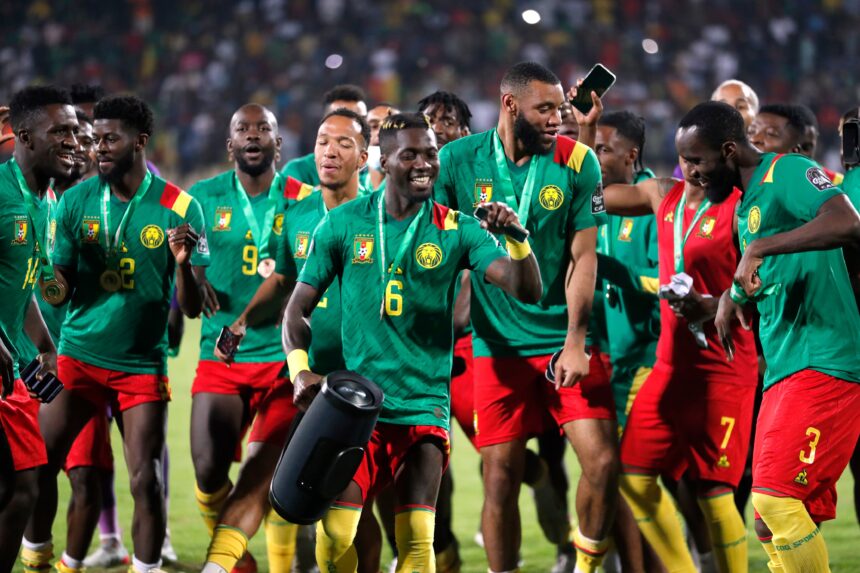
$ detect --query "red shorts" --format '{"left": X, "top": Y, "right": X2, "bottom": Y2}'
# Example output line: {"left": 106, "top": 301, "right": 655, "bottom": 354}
{"left": 60, "top": 355, "right": 171, "bottom": 411}
{"left": 350, "top": 423, "right": 450, "bottom": 502}
{"left": 449, "top": 335, "right": 477, "bottom": 449}
{"left": 192, "top": 360, "right": 297, "bottom": 446}
{"left": 752, "top": 370, "right": 860, "bottom": 523}
{"left": 65, "top": 411, "right": 113, "bottom": 471}
{"left": 0, "top": 379, "right": 47, "bottom": 471}
{"left": 473, "top": 350, "right": 614, "bottom": 449}
{"left": 620, "top": 363, "right": 756, "bottom": 486}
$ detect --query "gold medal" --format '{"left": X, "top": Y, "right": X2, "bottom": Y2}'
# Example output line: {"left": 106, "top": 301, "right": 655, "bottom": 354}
{"left": 39, "top": 278, "right": 66, "bottom": 304}
{"left": 100, "top": 269, "right": 122, "bottom": 292}
{"left": 257, "top": 257, "right": 276, "bottom": 278}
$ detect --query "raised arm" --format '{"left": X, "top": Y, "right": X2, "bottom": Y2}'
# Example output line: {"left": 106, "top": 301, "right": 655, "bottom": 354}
{"left": 604, "top": 177, "right": 676, "bottom": 217}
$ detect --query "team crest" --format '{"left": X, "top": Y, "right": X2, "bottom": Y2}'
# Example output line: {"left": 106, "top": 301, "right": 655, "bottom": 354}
{"left": 618, "top": 219, "right": 634, "bottom": 242}
{"left": 82, "top": 218, "right": 100, "bottom": 243}
{"left": 352, "top": 235, "right": 374, "bottom": 264}
{"left": 697, "top": 216, "right": 716, "bottom": 239}
{"left": 11, "top": 217, "right": 27, "bottom": 245}
{"left": 415, "top": 242, "right": 443, "bottom": 269}
{"left": 294, "top": 232, "right": 310, "bottom": 259}
{"left": 716, "top": 454, "right": 730, "bottom": 469}
{"left": 473, "top": 180, "right": 493, "bottom": 206}
{"left": 140, "top": 225, "right": 165, "bottom": 249}
{"left": 794, "top": 469, "right": 809, "bottom": 486}
{"left": 748, "top": 206, "right": 761, "bottom": 234}
{"left": 273, "top": 213, "right": 284, "bottom": 236}
{"left": 213, "top": 207, "right": 232, "bottom": 231}
{"left": 539, "top": 185, "right": 564, "bottom": 211}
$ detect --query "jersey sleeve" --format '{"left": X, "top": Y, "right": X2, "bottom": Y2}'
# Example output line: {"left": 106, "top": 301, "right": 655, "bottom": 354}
{"left": 297, "top": 213, "right": 340, "bottom": 293}
{"left": 274, "top": 222, "right": 296, "bottom": 279}
{"left": 51, "top": 192, "right": 78, "bottom": 268}
{"left": 596, "top": 217, "right": 660, "bottom": 295}
{"left": 772, "top": 156, "right": 844, "bottom": 221}
{"left": 457, "top": 214, "right": 508, "bottom": 277}
{"left": 568, "top": 146, "right": 602, "bottom": 232}
{"left": 433, "top": 145, "right": 458, "bottom": 209}
{"left": 185, "top": 195, "right": 210, "bottom": 266}
{"left": 281, "top": 155, "right": 314, "bottom": 183}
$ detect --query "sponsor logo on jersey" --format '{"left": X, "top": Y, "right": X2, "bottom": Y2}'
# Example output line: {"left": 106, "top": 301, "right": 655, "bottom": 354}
{"left": 618, "top": 219, "right": 634, "bottom": 241}
{"left": 748, "top": 206, "right": 761, "bottom": 234}
{"left": 415, "top": 242, "right": 443, "bottom": 269}
{"left": 352, "top": 235, "right": 374, "bottom": 264}
{"left": 11, "top": 217, "right": 27, "bottom": 245}
{"left": 213, "top": 207, "right": 232, "bottom": 231}
{"left": 793, "top": 468, "right": 809, "bottom": 486}
{"left": 273, "top": 213, "right": 284, "bottom": 236}
{"left": 245, "top": 230, "right": 253, "bottom": 240}
{"left": 140, "top": 224, "right": 165, "bottom": 248}
{"left": 295, "top": 232, "right": 310, "bottom": 259}
{"left": 539, "top": 185, "right": 565, "bottom": 210}
{"left": 82, "top": 218, "right": 100, "bottom": 243}
{"left": 664, "top": 211, "right": 674, "bottom": 223}
{"left": 473, "top": 180, "right": 493, "bottom": 206}
{"left": 697, "top": 216, "right": 716, "bottom": 239}
{"left": 806, "top": 167, "right": 835, "bottom": 191}
{"left": 716, "top": 454, "right": 730, "bottom": 468}
{"left": 591, "top": 182, "right": 605, "bottom": 214}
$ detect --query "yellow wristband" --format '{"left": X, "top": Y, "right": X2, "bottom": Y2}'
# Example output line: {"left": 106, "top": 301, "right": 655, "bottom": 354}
{"left": 287, "top": 349, "right": 310, "bottom": 376}
{"left": 505, "top": 236, "right": 532, "bottom": 260}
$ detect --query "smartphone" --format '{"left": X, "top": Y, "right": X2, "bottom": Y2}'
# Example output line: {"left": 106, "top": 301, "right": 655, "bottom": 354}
{"left": 569, "top": 64, "right": 616, "bottom": 115}
{"left": 216, "top": 326, "right": 240, "bottom": 359}
{"left": 843, "top": 119, "right": 860, "bottom": 167}
{"left": 21, "top": 359, "right": 64, "bottom": 403}
{"left": 473, "top": 206, "right": 529, "bottom": 243}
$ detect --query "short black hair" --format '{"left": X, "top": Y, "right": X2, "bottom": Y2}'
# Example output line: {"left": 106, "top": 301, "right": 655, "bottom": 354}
{"left": 501, "top": 62, "right": 560, "bottom": 95}
{"left": 417, "top": 91, "right": 473, "bottom": 130}
{"left": 75, "top": 110, "right": 93, "bottom": 125}
{"left": 600, "top": 111, "right": 647, "bottom": 170}
{"left": 678, "top": 101, "right": 746, "bottom": 149}
{"left": 378, "top": 112, "right": 432, "bottom": 155}
{"left": 323, "top": 84, "right": 366, "bottom": 106}
{"left": 69, "top": 84, "right": 106, "bottom": 105}
{"left": 758, "top": 103, "right": 811, "bottom": 135}
{"left": 8, "top": 85, "right": 73, "bottom": 132}
{"left": 94, "top": 95, "right": 154, "bottom": 137}
{"left": 320, "top": 108, "right": 371, "bottom": 149}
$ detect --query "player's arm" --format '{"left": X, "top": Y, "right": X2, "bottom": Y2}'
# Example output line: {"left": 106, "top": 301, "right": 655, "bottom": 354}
{"left": 22, "top": 295, "right": 57, "bottom": 378}
{"left": 0, "top": 331, "right": 14, "bottom": 399}
{"left": 603, "top": 177, "right": 676, "bottom": 217}
{"left": 566, "top": 84, "right": 603, "bottom": 149}
{"left": 477, "top": 203, "right": 542, "bottom": 303}
{"left": 169, "top": 222, "right": 203, "bottom": 318}
{"left": 453, "top": 271, "right": 471, "bottom": 339}
{"left": 49, "top": 194, "right": 78, "bottom": 305}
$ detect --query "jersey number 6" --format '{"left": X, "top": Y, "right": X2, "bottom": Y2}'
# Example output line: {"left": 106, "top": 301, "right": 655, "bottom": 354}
{"left": 385, "top": 280, "right": 403, "bottom": 316}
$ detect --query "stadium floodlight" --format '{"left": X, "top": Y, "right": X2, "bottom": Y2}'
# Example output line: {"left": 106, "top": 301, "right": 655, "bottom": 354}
{"left": 325, "top": 54, "right": 344, "bottom": 69}
{"left": 642, "top": 38, "right": 659, "bottom": 54}
{"left": 521, "top": 9, "right": 541, "bottom": 24}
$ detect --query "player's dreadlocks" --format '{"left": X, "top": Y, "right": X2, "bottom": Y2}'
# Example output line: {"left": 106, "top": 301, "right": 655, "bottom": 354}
{"left": 417, "top": 91, "right": 473, "bottom": 131}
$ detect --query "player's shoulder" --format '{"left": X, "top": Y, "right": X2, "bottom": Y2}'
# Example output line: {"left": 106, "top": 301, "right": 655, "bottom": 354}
{"left": 61, "top": 176, "right": 100, "bottom": 205}
{"left": 767, "top": 153, "right": 837, "bottom": 191}
{"left": 553, "top": 135, "right": 598, "bottom": 174}
{"left": 441, "top": 130, "right": 494, "bottom": 159}
{"left": 285, "top": 188, "right": 320, "bottom": 218}
{"left": 429, "top": 201, "right": 464, "bottom": 232}
{"left": 153, "top": 175, "right": 197, "bottom": 218}
{"left": 188, "top": 170, "right": 233, "bottom": 197}
{"left": 284, "top": 175, "right": 315, "bottom": 202}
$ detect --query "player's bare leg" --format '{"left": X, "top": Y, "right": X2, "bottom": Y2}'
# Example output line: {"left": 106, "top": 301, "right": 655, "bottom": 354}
{"left": 0, "top": 433, "right": 39, "bottom": 572}
{"left": 190, "top": 392, "right": 245, "bottom": 494}
{"left": 480, "top": 438, "right": 527, "bottom": 571}
{"left": 354, "top": 497, "right": 383, "bottom": 573}
{"left": 65, "top": 467, "right": 103, "bottom": 561}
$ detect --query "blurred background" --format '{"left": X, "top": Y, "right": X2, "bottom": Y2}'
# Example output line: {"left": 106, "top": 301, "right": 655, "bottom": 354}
{"left": 2, "top": 0, "right": 859, "bottom": 185}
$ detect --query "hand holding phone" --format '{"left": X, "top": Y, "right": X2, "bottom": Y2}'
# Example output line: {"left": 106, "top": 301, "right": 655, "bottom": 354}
{"left": 569, "top": 64, "right": 616, "bottom": 115}
{"left": 216, "top": 326, "right": 241, "bottom": 362}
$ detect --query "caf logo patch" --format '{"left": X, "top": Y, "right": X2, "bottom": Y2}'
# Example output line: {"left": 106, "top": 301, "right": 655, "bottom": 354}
{"left": 415, "top": 242, "right": 443, "bottom": 269}
{"left": 294, "top": 232, "right": 310, "bottom": 259}
{"left": 353, "top": 235, "right": 374, "bottom": 264}
{"left": 140, "top": 225, "right": 165, "bottom": 249}
{"left": 473, "top": 180, "right": 493, "bottom": 206}
{"left": 748, "top": 206, "right": 761, "bottom": 234}
{"left": 806, "top": 167, "right": 835, "bottom": 191}
{"left": 11, "top": 217, "right": 28, "bottom": 245}
{"left": 618, "top": 219, "right": 634, "bottom": 242}
{"left": 697, "top": 216, "right": 716, "bottom": 239}
{"left": 82, "top": 218, "right": 100, "bottom": 243}
{"left": 591, "top": 183, "right": 605, "bottom": 214}
{"left": 273, "top": 213, "right": 284, "bottom": 236}
{"left": 214, "top": 207, "right": 232, "bottom": 231}
{"left": 539, "top": 185, "right": 564, "bottom": 210}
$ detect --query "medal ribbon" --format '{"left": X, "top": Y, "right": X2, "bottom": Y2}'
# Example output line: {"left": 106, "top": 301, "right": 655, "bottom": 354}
{"left": 491, "top": 129, "right": 540, "bottom": 230}
{"left": 673, "top": 191, "right": 712, "bottom": 273}
{"left": 376, "top": 192, "right": 426, "bottom": 318}
{"left": 100, "top": 171, "right": 153, "bottom": 266}
{"left": 233, "top": 171, "right": 282, "bottom": 259}
{"left": 9, "top": 158, "right": 58, "bottom": 279}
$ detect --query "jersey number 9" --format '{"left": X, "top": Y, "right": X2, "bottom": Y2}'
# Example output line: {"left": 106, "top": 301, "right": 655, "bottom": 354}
{"left": 242, "top": 245, "right": 258, "bottom": 276}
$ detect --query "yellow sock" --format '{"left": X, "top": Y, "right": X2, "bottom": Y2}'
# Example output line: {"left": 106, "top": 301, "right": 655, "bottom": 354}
{"left": 395, "top": 506, "right": 436, "bottom": 573}
{"left": 205, "top": 525, "right": 249, "bottom": 572}
{"left": 265, "top": 508, "right": 299, "bottom": 572}
{"left": 572, "top": 527, "right": 610, "bottom": 573}
{"left": 21, "top": 540, "right": 54, "bottom": 572}
{"left": 316, "top": 503, "right": 362, "bottom": 572}
{"left": 698, "top": 489, "right": 748, "bottom": 573}
{"left": 752, "top": 493, "right": 830, "bottom": 573}
{"left": 759, "top": 534, "right": 786, "bottom": 573}
{"left": 619, "top": 473, "right": 697, "bottom": 573}
{"left": 195, "top": 482, "right": 232, "bottom": 537}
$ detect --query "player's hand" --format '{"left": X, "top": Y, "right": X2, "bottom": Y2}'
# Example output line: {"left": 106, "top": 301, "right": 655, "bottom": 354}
{"left": 0, "top": 106, "right": 14, "bottom": 146}
{"left": 476, "top": 202, "right": 526, "bottom": 238}
{"left": 567, "top": 82, "right": 603, "bottom": 127}
{"left": 715, "top": 289, "right": 750, "bottom": 362}
{"left": 214, "top": 321, "right": 245, "bottom": 364}
{"left": 0, "top": 337, "right": 14, "bottom": 400}
{"left": 734, "top": 242, "right": 764, "bottom": 297}
{"left": 293, "top": 370, "right": 323, "bottom": 411}
{"left": 32, "top": 350, "right": 59, "bottom": 401}
{"left": 168, "top": 223, "right": 199, "bottom": 266}
{"left": 553, "top": 344, "right": 590, "bottom": 389}
{"left": 200, "top": 279, "right": 220, "bottom": 318}
{"left": 665, "top": 287, "right": 717, "bottom": 324}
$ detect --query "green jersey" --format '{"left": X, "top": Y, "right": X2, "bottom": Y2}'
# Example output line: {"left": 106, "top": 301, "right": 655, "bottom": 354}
{"left": 282, "top": 152, "right": 373, "bottom": 194}
{"left": 189, "top": 170, "right": 297, "bottom": 363}
{"left": 842, "top": 167, "right": 860, "bottom": 202}
{"left": 17, "top": 296, "right": 67, "bottom": 366}
{"left": 0, "top": 159, "right": 51, "bottom": 379}
{"left": 52, "top": 173, "right": 210, "bottom": 375}
{"left": 737, "top": 153, "right": 860, "bottom": 389}
{"left": 275, "top": 190, "right": 345, "bottom": 374}
{"left": 298, "top": 192, "right": 507, "bottom": 428}
{"left": 434, "top": 130, "right": 601, "bottom": 357}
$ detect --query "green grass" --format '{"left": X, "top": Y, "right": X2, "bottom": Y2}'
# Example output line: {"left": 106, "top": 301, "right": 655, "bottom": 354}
{"left": 18, "top": 318, "right": 860, "bottom": 572}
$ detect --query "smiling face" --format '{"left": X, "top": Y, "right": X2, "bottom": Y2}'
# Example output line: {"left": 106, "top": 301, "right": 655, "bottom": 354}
{"left": 675, "top": 126, "right": 738, "bottom": 203}
{"left": 505, "top": 79, "right": 564, "bottom": 155}
{"left": 314, "top": 114, "right": 367, "bottom": 190}
{"left": 227, "top": 105, "right": 280, "bottom": 177}
{"left": 93, "top": 118, "right": 146, "bottom": 184}
{"left": 381, "top": 127, "right": 439, "bottom": 203}
{"left": 23, "top": 103, "right": 80, "bottom": 180}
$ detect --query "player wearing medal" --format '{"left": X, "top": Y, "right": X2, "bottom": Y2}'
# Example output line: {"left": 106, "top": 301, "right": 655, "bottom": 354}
{"left": 669, "top": 100, "right": 860, "bottom": 572}
{"left": 284, "top": 112, "right": 541, "bottom": 572}
{"left": 0, "top": 85, "right": 78, "bottom": 573}
{"left": 433, "top": 62, "right": 613, "bottom": 573}
{"left": 22, "top": 95, "right": 209, "bottom": 573}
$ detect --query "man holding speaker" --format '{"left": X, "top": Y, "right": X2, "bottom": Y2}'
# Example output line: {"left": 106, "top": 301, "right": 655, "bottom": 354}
{"left": 283, "top": 112, "right": 542, "bottom": 572}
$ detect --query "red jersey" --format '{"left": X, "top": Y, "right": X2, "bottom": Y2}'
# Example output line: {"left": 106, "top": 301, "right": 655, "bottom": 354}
{"left": 654, "top": 181, "right": 757, "bottom": 381}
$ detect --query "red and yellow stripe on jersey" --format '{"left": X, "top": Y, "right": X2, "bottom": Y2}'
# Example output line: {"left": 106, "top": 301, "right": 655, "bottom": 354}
{"left": 159, "top": 182, "right": 193, "bottom": 217}
{"left": 431, "top": 202, "right": 459, "bottom": 231}
{"left": 285, "top": 176, "right": 314, "bottom": 202}
{"left": 554, "top": 137, "right": 592, "bottom": 173}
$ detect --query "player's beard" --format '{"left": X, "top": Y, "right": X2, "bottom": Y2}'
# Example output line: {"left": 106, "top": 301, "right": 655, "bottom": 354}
{"left": 98, "top": 148, "right": 135, "bottom": 185}
{"left": 703, "top": 160, "right": 739, "bottom": 204}
{"left": 514, "top": 112, "right": 549, "bottom": 156}
{"left": 236, "top": 147, "right": 276, "bottom": 177}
